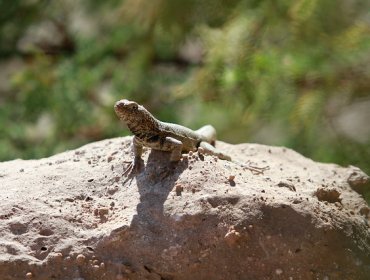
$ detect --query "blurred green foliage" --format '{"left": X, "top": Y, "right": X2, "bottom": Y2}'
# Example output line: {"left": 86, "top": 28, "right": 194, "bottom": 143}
{"left": 0, "top": 0, "right": 369, "bottom": 199}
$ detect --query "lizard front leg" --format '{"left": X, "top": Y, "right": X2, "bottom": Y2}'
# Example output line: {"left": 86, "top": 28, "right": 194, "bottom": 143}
{"left": 123, "top": 136, "right": 144, "bottom": 176}
{"left": 132, "top": 136, "right": 143, "bottom": 160}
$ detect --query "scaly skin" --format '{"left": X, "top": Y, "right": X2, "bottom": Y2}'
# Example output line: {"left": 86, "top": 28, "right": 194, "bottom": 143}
{"left": 114, "top": 99, "right": 270, "bottom": 176}
{"left": 114, "top": 99, "right": 231, "bottom": 163}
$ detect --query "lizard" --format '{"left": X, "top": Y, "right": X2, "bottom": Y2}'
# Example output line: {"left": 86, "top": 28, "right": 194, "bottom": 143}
{"left": 114, "top": 99, "right": 268, "bottom": 175}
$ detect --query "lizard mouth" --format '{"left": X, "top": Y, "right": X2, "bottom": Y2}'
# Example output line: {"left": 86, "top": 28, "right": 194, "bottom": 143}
{"left": 114, "top": 99, "right": 140, "bottom": 121}
{"left": 114, "top": 99, "right": 128, "bottom": 110}
{"left": 114, "top": 102, "right": 127, "bottom": 120}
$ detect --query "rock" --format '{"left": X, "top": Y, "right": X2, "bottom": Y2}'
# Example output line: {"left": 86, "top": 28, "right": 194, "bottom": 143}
{"left": 76, "top": 254, "right": 86, "bottom": 265}
{"left": 314, "top": 187, "right": 342, "bottom": 203}
{"left": 0, "top": 137, "right": 369, "bottom": 280}
{"left": 346, "top": 166, "right": 370, "bottom": 195}
{"left": 224, "top": 226, "right": 242, "bottom": 246}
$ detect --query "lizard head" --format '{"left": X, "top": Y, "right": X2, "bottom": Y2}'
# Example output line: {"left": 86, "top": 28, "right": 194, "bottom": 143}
{"left": 114, "top": 99, "right": 140, "bottom": 121}
{"left": 114, "top": 99, "right": 158, "bottom": 132}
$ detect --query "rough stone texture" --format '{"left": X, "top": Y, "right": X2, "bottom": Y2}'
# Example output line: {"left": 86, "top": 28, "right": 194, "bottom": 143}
{"left": 0, "top": 137, "right": 369, "bottom": 280}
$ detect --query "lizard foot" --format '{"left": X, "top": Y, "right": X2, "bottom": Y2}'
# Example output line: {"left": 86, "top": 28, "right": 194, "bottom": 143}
{"left": 241, "top": 161, "right": 270, "bottom": 175}
{"left": 123, "top": 157, "right": 144, "bottom": 178}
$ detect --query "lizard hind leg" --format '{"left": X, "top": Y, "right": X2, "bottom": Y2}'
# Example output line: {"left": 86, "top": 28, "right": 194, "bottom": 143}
{"left": 199, "top": 141, "right": 231, "bottom": 161}
{"left": 162, "top": 137, "right": 183, "bottom": 162}
{"left": 195, "top": 125, "right": 217, "bottom": 146}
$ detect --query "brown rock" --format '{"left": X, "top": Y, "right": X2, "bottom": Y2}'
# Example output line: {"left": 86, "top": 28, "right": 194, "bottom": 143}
{"left": 347, "top": 167, "right": 370, "bottom": 194}
{"left": 76, "top": 254, "right": 86, "bottom": 265}
{"left": 314, "top": 187, "right": 342, "bottom": 203}
{"left": 224, "top": 226, "right": 241, "bottom": 246}
{"left": 175, "top": 184, "right": 183, "bottom": 196}
{"left": 0, "top": 137, "right": 369, "bottom": 280}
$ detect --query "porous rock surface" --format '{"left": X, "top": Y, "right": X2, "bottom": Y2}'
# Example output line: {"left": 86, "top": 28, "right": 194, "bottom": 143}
{"left": 0, "top": 137, "right": 369, "bottom": 280}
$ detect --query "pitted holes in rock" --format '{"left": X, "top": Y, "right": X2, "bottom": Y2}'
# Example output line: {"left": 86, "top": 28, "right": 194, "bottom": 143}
{"left": 39, "top": 228, "right": 54, "bottom": 236}
{"left": 9, "top": 222, "right": 27, "bottom": 235}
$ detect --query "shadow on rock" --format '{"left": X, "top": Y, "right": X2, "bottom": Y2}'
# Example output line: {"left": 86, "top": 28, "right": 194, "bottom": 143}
{"left": 130, "top": 150, "right": 188, "bottom": 233}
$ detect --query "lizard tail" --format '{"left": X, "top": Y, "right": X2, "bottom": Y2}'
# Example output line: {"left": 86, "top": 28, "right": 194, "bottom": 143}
{"left": 195, "top": 125, "right": 217, "bottom": 146}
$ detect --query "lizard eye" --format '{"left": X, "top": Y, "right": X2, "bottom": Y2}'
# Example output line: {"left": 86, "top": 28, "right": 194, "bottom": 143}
{"left": 128, "top": 103, "right": 138, "bottom": 110}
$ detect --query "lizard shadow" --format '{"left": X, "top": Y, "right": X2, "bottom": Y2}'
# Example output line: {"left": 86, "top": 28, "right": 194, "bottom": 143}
{"left": 129, "top": 150, "right": 188, "bottom": 234}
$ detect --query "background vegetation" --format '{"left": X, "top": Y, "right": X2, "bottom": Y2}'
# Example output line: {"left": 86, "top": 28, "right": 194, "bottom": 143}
{"left": 1, "top": 0, "right": 369, "bottom": 199}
